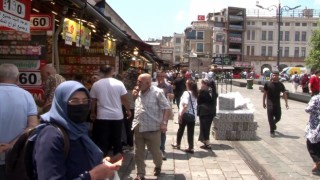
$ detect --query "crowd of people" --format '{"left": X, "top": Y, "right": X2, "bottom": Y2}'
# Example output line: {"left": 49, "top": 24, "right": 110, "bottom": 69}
{"left": 2, "top": 62, "right": 320, "bottom": 179}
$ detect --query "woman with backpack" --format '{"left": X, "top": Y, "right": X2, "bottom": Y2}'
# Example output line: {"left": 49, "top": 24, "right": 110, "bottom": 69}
{"left": 197, "top": 78, "right": 218, "bottom": 150}
{"left": 33, "top": 81, "right": 121, "bottom": 180}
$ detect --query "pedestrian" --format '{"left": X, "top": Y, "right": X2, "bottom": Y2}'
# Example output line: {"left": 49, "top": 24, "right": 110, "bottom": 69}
{"left": 173, "top": 69, "right": 187, "bottom": 109}
{"left": 0, "top": 64, "right": 38, "bottom": 180}
{"left": 308, "top": 70, "right": 320, "bottom": 96}
{"left": 38, "top": 64, "right": 65, "bottom": 113}
{"left": 132, "top": 73, "right": 171, "bottom": 180}
{"left": 122, "top": 67, "right": 139, "bottom": 152}
{"left": 197, "top": 78, "right": 218, "bottom": 149}
{"left": 90, "top": 65, "right": 131, "bottom": 156}
{"left": 156, "top": 70, "right": 174, "bottom": 160}
{"left": 172, "top": 79, "right": 198, "bottom": 153}
{"left": 300, "top": 73, "right": 310, "bottom": 93}
{"left": 263, "top": 71, "right": 289, "bottom": 137}
{"left": 291, "top": 71, "right": 300, "bottom": 93}
{"left": 305, "top": 94, "right": 320, "bottom": 175}
{"left": 33, "top": 81, "right": 121, "bottom": 179}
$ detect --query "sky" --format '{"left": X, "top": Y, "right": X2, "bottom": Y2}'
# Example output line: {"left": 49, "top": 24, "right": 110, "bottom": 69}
{"left": 107, "top": 0, "right": 319, "bottom": 40}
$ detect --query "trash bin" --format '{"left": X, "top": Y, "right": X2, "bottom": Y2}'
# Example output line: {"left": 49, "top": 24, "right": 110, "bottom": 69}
{"left": 247, "top": 79, "right": 253, "bottom": 89}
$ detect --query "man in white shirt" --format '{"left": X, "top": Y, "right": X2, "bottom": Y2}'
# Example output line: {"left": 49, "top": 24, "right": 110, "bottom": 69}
{"left": 90, "top": 65, "right": 131, "bottom": 156}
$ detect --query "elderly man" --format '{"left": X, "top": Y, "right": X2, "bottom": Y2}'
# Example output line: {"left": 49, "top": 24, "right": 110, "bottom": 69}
{"left": 39, "top": 64, "right": 65, "bottom": 113}
{"left": 0, "top": 64, "right": 38, "bottom": 179}
{"left": 132, "top": 74, "right": 171, "bottom": 180}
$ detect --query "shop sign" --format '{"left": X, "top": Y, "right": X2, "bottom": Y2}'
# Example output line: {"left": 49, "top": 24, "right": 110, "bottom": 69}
{"left": 30, "top": 14, "right": 52, "bottom": 30}
{"left": 0, "top": 0, "right": 31, "bottom": 33}
{"left": 65, "top": 32, "right": 72, "bottom": 45}
{"left": 24, "top": 87, "right": 44, "bottom": 101}
{"left": 18, "top": 71, "right": 42, "bottom": 86}
{"left": 62, "top": 18, "right": 91, "bottom": 47}
{"left": 0, "top": 59, "right": 45, "bottom": 70}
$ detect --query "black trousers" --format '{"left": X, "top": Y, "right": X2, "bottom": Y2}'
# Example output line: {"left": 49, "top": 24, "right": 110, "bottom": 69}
{"left": 0, "top": 164, "right": 5, "bottom": 180}
{"left": 92, "top": 119, "right": 123, "bottom": 156}
{"left": 123, "top": 109, "right": 134, "bottom": 147}
{"left": 198, "top": 115, "right": 214, "bottom": 142}
{"left": 307, "top": 139, "right": 320, "bottom": 163}
{"left": 267, "top": 105, "right": 281, "bottom": 133}
{"left": 176, "top": 118, "right": 195, "bottom": 149}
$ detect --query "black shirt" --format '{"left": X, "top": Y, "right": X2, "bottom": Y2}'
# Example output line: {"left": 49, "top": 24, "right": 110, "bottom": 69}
{"left": 173, "top": 77, "right": 186, "bottom": 98}
{"left": 264, "top": 81, "right": 286, "bottom": 107}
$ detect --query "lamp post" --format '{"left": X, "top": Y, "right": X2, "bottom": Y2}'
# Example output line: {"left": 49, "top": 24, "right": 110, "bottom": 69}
{"left": 256, "top": 2, "right": 300, "bottom": 71}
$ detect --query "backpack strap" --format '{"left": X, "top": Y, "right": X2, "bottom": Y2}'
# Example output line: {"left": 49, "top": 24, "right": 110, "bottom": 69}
{"left": 50, "top": 123, "right": 70, "bottom": 158}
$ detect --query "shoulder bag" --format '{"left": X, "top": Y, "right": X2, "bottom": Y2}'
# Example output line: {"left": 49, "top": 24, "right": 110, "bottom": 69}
{"left": 182, "top": 92, "right": 195, "bottom": 123}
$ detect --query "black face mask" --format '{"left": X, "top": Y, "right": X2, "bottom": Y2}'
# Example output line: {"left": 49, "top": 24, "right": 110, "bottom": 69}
{"left": 67, "top": 104, "right": 90, "bottom": 123}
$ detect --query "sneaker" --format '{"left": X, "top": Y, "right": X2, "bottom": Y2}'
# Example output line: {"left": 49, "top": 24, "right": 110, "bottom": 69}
{"left": 161, "top": 150, "right": 167, "bottom": 160}
{"left": 154, "top": 167, "right": 161, "bottom": 176}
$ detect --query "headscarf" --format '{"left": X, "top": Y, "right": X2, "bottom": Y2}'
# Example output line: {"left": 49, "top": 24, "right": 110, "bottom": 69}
{"left": 40, "top": 80, "right": 103, "bottom": 166}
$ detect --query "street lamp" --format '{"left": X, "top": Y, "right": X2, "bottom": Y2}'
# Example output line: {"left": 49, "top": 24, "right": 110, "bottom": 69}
{"left": 256, "top": 2, "right": 300, "bottom": 71}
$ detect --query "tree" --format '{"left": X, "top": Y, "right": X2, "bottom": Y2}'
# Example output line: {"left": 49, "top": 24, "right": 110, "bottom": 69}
{"left": 305, "top": 26, "right": 320, "bottom": 71}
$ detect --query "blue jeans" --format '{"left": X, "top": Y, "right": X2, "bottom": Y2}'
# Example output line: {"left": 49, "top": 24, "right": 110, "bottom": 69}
{"left": 160, "top": 132, "right": 166, "bottom": 151}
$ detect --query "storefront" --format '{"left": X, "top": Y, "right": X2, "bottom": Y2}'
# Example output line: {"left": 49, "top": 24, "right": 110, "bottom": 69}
{"left": 0, "top": 0, "right": 158, "bottom": 100}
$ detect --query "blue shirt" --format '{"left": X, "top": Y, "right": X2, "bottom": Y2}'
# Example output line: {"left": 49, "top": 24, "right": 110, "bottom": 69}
{"left": 0, "top": 83, "right": 37, "bottom": 164}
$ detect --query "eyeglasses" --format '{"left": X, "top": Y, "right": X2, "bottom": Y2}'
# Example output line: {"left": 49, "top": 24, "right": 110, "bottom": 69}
{"left": 68, "top": 98, "right": 91, "bottom": 105}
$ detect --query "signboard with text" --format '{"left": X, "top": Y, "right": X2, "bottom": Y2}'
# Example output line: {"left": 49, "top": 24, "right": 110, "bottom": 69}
{"left": 30, "top": 14, "right": 52, "bottom": 30}
{"left": 0, "top": 0, "right": 31, "bottom": 33}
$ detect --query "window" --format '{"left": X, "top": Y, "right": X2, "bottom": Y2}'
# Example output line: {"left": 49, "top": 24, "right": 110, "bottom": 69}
{"left": 262, "top": 31, "right": 267, "bottom": 40}
{"left": 247, "top": 30, "right": 251, "bottom": 40}
{"left": 215, "top": 17, "right": 218, "bottom": 22}
{"left": 284, "top": 47, "right": 289, "bottom": 57}
{"left": 175, "top": 38, "right": 181, "bottom": 44}
{"left": 302, "top": 31, "right": 307, "bottom": 41}
{"left": 196, "top": 43, "right": 204, "bottom": 52}
{"left": 252, "top": 22, "right": 255, "bottom": 25}
{"left": 268, "top": 46, "right": 273, "bottom": 56}
{"left": 313, "top": 23, "right": 318, "bottom": 27}
{"left": 301, "top": 47, "right": 306, "bottom": 57}
{"left": 268, "top": 22, "right": 273, "bottom": 26}
{"left": 279, "top": 47, "right": 283, "bottom": 57}
{"left": 302, "top": 23, "right": 307, "bottom": 26}
{"left": 186, "top": 30, "right": 196, "bottom": 39}
{"left": 295, "top": 22, "right": 300, "bottom": 26}
{"left": 285, "top": 22, "right": 290, "bottom": 26}
{"left": 268, "top": 31, "right": 273, "bottom": 41}
{"left": 247, "top": 46, "right": 250, "bottom": 55}
{"left": 280, "top": 22, "right": 283, "bottom": 26}
{"left": 252, "top": 30, "right": 255, "bottom": 40}
{"left": 216, "top": 45, "right": 220, "bottom": 54}
{"left": 261, "top": 46, "right": 266, "bottom": 56}
{"left": 262, "top": 22, "right": 267, "bottom": 26}
{"left": 247, "top": 21, "right": 250, "bottom": 25}
{"left": 295, "top": 31, "right": 300, "bottom": 41}
{"left": 251, "top": 46, "right": 255, "bottom": 56}
{"left": 294, "top": 47, "right": 299, "bottom": 57}
{"left": 279, "top": 31, "right": 283, "bottom": 41}
{"left": 285, "top": 31, "right": 290, "bottom": 41}
{"left": 197, "top": 31, "right": 204, "bottom": 40}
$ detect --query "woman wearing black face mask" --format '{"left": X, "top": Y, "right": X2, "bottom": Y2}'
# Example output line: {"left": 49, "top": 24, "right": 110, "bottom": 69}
{"left": 33, "top": 81, "right": 121, "bottom": 180}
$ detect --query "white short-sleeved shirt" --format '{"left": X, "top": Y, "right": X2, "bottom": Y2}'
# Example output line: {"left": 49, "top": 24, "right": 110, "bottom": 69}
{"left": 90, "top": 78, "right": 127, "bottom": 120}
{"left": 179, "top": 91, "right": 197, "bottom": 116}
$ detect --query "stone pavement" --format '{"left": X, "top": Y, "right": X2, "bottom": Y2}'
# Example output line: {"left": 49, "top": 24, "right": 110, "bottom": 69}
{"left": 117, "top": 80, "right": 318, "bottom": 180}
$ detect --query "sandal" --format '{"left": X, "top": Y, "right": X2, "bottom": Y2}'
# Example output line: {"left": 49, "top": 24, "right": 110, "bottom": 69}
{"left": 171, "top": 144, "right": 180, "bottom": 149}
{"left": 183, "top": 148, "right": 194, "bottom": 154}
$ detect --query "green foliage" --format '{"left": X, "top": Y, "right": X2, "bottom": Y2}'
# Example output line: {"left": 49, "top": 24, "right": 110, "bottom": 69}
{"left": 306, "top": 26, "right": 320, "bottom": 70}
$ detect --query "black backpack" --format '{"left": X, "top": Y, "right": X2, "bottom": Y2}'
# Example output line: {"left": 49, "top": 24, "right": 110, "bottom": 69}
{"left": 5, "top": 123, "right": 70, "bottom": 180}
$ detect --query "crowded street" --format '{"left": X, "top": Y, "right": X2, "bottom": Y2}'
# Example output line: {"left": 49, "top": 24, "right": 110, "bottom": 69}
{"left": 117, "top": 80, "right": 315, "bottom": 180}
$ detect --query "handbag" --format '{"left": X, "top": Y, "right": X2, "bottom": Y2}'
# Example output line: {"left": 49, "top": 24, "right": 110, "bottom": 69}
{"left": 182, "top": 92, "right": 195, "bottom": 123}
